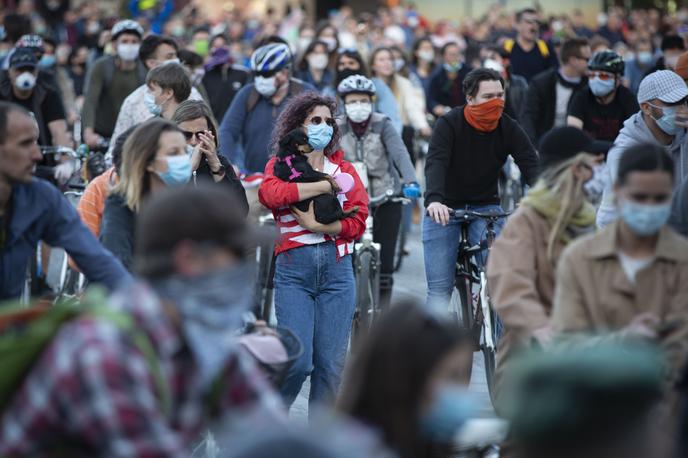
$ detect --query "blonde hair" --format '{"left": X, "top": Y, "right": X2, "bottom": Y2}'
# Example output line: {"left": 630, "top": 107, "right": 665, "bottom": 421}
{"left": 539, "top": 152, "right": 598, "bottom": 262}
{"left": 112, "top": 118, "right": 182, "bottom": 212}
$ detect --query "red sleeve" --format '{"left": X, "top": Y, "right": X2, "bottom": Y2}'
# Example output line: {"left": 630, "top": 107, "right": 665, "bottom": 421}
{"left": 258, "top": 157, "right": 300, "bottom": 210}
{"left": 338, "top": 160, "right": 369, "bottom": 242}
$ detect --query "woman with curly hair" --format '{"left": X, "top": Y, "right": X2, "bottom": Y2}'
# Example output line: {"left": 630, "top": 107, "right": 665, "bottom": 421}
{"left": 259, "top": 91, "right": 369, "bottom": 411}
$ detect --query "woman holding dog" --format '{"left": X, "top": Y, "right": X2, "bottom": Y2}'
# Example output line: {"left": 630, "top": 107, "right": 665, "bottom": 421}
{"left": 259, "top": 91, "right": 369, "bottom": 412}
{"left": 337, "top": 74, "right": 420, "bottom": 309}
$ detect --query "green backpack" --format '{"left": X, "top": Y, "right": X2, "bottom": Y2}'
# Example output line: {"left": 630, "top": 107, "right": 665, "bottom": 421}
{"left": 0, "top": 288, "right": 172, "bottom": 417}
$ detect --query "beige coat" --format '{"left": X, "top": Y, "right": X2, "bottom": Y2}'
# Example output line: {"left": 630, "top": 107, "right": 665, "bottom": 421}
{"left": 487, "top": 205, "right": 572, "bottom": 406}
{"left": 552, "top": 221, "right": 688, "bottom": 387}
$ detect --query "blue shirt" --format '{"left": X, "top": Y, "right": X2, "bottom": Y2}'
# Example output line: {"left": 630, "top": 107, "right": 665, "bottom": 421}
{"left": 0, "top": 179, "right": 130, "bottom": 301}
{"left": 219, "top": 80, "right": 316, "bottom": 174}
{"left": 371, "top": 78, "right": 403, "bottom": 134}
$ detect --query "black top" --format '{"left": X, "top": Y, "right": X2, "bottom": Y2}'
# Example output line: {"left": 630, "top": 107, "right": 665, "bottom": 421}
{"left": 508, "top": 40, "right": 558, "bottom": 82}
{"left": 424, "top": 106, "right": 539, "bottom": 208}
{"left": 568, "top": 85, "right": 639, "bottom": 143}
{"left": 100, "top": 193, "right": 135, "bottom": 272}
{"left": 201, "top": 65, "right": 251, "bottom": 123}
{"left": 428, "top": 65, "right": 472, "bottom": 112}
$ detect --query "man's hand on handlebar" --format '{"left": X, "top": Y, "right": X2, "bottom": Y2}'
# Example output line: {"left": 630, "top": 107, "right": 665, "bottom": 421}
{"left": 427, "top": 202, "right": 452, "bottom": 226}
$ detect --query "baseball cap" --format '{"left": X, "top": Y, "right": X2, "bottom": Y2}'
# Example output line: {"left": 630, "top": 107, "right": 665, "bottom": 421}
{"left": 9, "top": 48, "right": 37, "bottom": 69}
{"left": 675, "top": 51, "right": 688, "bottom": 80}
{"left": 111, "top": 19, "right": 144, "bottom": 40}
{"left": 637, "top": 70, "right": 688, "bottom": 104}
{"left": 15, "top": 34, "right": 44, "bottom": 53}
{"left": 538, "top": 126, "right": 609, "bottom": 170}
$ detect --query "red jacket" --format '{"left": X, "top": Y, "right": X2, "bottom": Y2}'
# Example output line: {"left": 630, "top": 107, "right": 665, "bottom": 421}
{"left": 259, "top": 150, "right": 369, "bottom": 257}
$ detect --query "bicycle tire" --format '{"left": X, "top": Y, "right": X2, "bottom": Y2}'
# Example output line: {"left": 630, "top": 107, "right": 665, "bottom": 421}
{"left": 482, "top": 308, "right": 499, "bottom": 405}
{"left": 393, "top": 226, "right": 407, "bottom": 272}
{"left": 351, "top": 250, "right": 374, "bottom": 349}
{"left": 453, "top": 258, "right": 475, "bottom": 381}
{"left": 255, "top": 242, "right": 274, "bottom": 320}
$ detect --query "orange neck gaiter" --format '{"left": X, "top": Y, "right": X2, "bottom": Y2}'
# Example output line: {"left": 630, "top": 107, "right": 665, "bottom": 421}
{"left": 464, "top": 98, "right": 505, "bottom": 132}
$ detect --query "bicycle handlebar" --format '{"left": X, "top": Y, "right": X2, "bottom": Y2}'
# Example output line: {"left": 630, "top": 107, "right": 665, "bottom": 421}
{"left": 452, "top": 209, "right": 511, "bottom": 221}
{"left": 40, "top": 146, "right": 78, "bottom": 159}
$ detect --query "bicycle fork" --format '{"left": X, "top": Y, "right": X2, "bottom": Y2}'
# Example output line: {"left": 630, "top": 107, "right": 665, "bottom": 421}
{"left": 480, "top": 271, "right": 496, "bottom": 351}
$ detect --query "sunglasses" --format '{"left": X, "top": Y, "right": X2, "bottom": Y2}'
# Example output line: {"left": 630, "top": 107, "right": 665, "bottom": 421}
{"left": 308, "top": 116, "right": 336, "bottom": 127}
{"left": 181, "top": 130, "right": 205, "bottom": 141}
{"left": 588, "top": 71, "right": 615, "bottom": 80}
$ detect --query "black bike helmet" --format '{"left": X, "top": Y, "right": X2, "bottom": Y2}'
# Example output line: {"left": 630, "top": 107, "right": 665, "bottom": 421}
{"left": 588, "top": 50, "right": 625, "bottom": 75}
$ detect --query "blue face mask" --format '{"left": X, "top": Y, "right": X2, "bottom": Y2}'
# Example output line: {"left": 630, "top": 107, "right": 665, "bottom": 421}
{"left": 444, "top": 62, "right": 462, "bottom": 73}
{"left": 419, "top": 384, "right": 475, "bottom": 443}
{"left": 637, "top": 51, "right": 653, "bottom": 65}
{"left": 307, "top": 122, "right": 334, "bottom": 151}
{"left": 620, "top": 200, "right": 671, "bottom": 236}
{"left": 38, "top": 54, "right": 56, "bottom": 69}
{"left": 158, "top": 154, "right": 192, "bottom": 186}
{"left": 649, "top": 103, "right": 679, "bottom": 135}
{"left": 589, "top": 76, "right": 616, "bottom": 97}
{"left": 144, "top": 91, "right": 162, "bottom": 116}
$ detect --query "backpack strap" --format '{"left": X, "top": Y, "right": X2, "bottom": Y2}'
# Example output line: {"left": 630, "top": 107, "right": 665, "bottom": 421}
{"left": 536, "top": 39, "right": 550, "bottom": 58}
{"left": 504, "top": 39, "right": 515, "bottom": 54}
{"left": 245, "top": 87, "right": 261, "bottom": 114}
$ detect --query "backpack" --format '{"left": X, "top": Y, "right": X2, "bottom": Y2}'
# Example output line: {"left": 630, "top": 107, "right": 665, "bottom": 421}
{"left": 245, "top": 78, "right": 307, "bottom": 114}
{"left": 503, "top": 38, "right": 550, "bottom": 58}
{"left": 0, "top": 288, "right": 172, "bottom": 417}
{"left": 102, "top": 55, "right": 148, "bottom": 88}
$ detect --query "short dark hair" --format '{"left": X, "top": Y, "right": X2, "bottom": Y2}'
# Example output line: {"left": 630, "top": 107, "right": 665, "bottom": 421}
{"left": 0, "top": 101, "right": 31, "bottom": 144}
{"left": 178, "top": 49, "right": 204, "bottom": 68}
{"left": 3, "top": 14, "right": 31, "bottom": 43}
{"left": 661, "top": 35, "right": 685, "bottom": 52}
{"left": 440, "top": 41, "right": 460, "bottom": 58}
{"left": 146, "top": 63, "right": 192, "bottom": 103}
{"left": 617, "top": 143, "right": 674, "bottom": 185}
{"left": 516, "top": 8, "right": 538, "bottom": 22}
{"left": 139, "top": 35, "right": 179, "bottom": 66}
{"left": 135, "top": 185, "right": 250, "bottom": 280}
{"left": 560, "top": 38, "right": 589, "bottom": 64}
{"left": 112, "top": 125, "right": 137, "bottom": 175}
{"left": 463, "top": 68, "right": 504, "bottom": 99}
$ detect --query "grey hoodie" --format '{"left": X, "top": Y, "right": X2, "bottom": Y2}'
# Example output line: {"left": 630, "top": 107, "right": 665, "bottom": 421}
{"left": 597, "top": 111, "right": 687, "bottom": 228}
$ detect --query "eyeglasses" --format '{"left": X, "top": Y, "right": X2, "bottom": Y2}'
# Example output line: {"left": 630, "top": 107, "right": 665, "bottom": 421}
{"left": 588, "top": 71, "right": 615, "bottom": 80}
{"left": 308, "top": 116, "right": 336, "bottom": 127}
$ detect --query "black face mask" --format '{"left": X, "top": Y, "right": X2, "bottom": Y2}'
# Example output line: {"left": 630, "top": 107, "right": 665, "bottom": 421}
{"left": 336, "top": 68, "right": 365, "bottom": 86}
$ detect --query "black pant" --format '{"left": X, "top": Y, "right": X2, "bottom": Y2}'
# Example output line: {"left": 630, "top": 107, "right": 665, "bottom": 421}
{"left": 372, "top": 201, "right": 402, "bottom": 308}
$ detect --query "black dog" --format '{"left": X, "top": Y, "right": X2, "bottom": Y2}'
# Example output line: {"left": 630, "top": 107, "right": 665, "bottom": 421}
{"left": 274, "top": 129, "right": 358, "bottom": 225}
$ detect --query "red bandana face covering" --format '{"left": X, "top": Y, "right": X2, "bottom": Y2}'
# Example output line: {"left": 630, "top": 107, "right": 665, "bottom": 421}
{"left": 464, "top": 98, "right": 505, "bottom": 132}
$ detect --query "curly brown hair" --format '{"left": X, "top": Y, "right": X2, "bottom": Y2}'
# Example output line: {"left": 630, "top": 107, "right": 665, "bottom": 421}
{"left": 270, "top": 91, "right": 340, "bottom": 156}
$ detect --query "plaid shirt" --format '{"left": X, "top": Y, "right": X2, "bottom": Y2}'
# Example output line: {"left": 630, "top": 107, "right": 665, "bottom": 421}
{"left": 0, "top": 282, "right": 285, "bottom": 457}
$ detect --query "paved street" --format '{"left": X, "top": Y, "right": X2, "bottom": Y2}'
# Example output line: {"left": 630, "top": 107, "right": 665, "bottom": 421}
{"left": 290, "top": 217, "right": 495, "bottom": 420}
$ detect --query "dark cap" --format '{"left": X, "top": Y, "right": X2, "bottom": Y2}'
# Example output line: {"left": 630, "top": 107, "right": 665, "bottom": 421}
{"left": 9, "top": 48, "right": 37, "bottom": 69}
{"left": 538, "top": 126, "right": 608, "bottom": 170}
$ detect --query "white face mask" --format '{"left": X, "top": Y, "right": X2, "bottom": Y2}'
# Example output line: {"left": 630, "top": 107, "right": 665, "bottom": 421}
{"left": 665, "top": 54, "right": 680, "bottom": 69}
{"left": 346, "top": 101, "right": 372, "bottom": 123}
{"left": 320, "top": 36, "right": 337, "bottom": 52}
{"left": 418, "top": 49, "right": 435, "bottom": 62}
{"left": 14, "top": 71, "right": 36, "bottom": 90}
{"left": 255, "top": 75, "right": 277, "bottom": 97}
{"left": 298, "top": 37, "right": 313, "bottom": 52}
{"left": 308, "top": 53, "right": 329, "bottom": 71}
{"left": 394, "top": 58, "right": 405, "bottom": 72}
{"left": 162, "top": 57, "right": 180, "bottom": 66}
{"left": 117, "top": 43, "right": 141, "bottom": 61}
{"left": 483, "top": 58, "right": 504, "bottom": 74}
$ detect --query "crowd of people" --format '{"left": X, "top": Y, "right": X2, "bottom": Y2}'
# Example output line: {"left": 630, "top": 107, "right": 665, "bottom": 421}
{"left": 3, "top": 1, "right": 688, "bottom": 457}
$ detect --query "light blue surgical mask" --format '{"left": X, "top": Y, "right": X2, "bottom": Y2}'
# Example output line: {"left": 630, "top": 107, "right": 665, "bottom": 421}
{"left": 158, "top": 154, "right": 192, "bottom": 186}
{"left": 144, "top": 90, "right": 162, "bottom": 116}
{"left": 589, "top": 76, "right": 616, "bottom": 97}
{"left": 419, "top": 384, "right": 475, "bottom": 443}
{"left": 307, "top": 122, "right": 334, "bottom": 151}
{"left": 648, "top": 103, "right": 679, "bottom": 135}
{"left": 637, "top": 51, "right": 653, "bottom": 65}
{"left": 38, "top": 54, "right": 56, "bottom": 69}
{"left": 444, "top": 62, "right": 462, "bottom": 73}
{"left": 620, "top": 199, "right": 671, "bottom": 236}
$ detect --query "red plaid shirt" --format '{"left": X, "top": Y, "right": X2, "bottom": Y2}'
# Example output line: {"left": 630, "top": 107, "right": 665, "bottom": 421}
{"left": 0, "top": 282, "right": 285, "bottom": 457}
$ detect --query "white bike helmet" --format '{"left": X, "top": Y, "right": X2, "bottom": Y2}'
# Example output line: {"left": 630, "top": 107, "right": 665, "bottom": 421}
{"left": 111, "top": 20, "right": 144, "bottom": 40}
{"left": 337, "top": 74, "right": 377, "bottom": 96}
{"left": 250, "top": 43, "right": 292, "bottom": 74}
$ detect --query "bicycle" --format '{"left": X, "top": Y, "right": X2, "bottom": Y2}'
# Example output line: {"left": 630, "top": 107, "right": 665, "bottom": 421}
{"left": 498, "top": 156, "right": 527, "bottom": 212}
{"left": 450, "top": 208, "right": 510, "bottom": 403}
{"left": 254, "top": 211, "right": 276, "bottom": 322}
{"left": 350, "top": 190, "right": 410, "bottom": 348}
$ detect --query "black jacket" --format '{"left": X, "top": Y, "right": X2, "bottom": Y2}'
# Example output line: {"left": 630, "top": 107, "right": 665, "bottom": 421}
{"left": 428, "top": 66, "right": 472, "bottom": 112}
{"left": 194, "top": 154, "right": 249, "bottom": 217}
{"left": 505, "top": 73, "right": 528, "bottom": 124}
{"left": 521, "top": 68, "right": 587, "bottom": 144}
{"left": 424, "top": 106, "right": 538, "bottom": 208}
{"left": 201, "top": 64, "right": 251, "bottom": 123}
{"left": 100, "top": 193, "right": 135, "bottom": 272}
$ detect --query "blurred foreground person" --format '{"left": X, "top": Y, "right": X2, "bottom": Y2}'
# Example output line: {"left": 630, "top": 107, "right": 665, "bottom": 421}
{"left": 0, "top": 185, "right": 283, "bottom": 456}
{"left": 338, "top": 302, "right": 475, "bottom": 458}
{"left": 502, "top": 342, "right": 663, "bottom": 458}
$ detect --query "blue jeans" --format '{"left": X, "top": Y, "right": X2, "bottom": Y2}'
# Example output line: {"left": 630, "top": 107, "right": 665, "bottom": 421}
{"left": 422, "top": 204, "right": 505, "bottom": 313}
{"left": 274, "top": 242, "right": 356, "bottom": 411}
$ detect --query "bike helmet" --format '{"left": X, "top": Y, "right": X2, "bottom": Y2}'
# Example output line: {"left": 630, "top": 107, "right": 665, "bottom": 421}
{"left": 337, "top": 74, "right": 376, "bottom": 96}
{"left": 250, "top": 43, "right": 292, "bottom": 74}
{"left": 111, "top": 19, "right": 144, "bottom": 40}
{"left": 588, "top": 50, "right": 625, "bottom": 75}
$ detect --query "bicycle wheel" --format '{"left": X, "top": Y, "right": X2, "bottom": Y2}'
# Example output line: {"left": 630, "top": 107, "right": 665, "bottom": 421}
{"left": 393, "top": 225, "right": 407, "bottom": 272}
{"left": 453, "top": 258, "right": 476, "bottom": 381}
{"left": 482, "top": 306, "right": 499, "bottom": 405}
{"left": 351, "top": 250, "right": 374, "bottom": 349}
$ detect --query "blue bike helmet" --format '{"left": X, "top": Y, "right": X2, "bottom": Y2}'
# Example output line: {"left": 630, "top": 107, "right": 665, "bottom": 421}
{"left": 250, "top": 43, "right": 292, "bottom": 74}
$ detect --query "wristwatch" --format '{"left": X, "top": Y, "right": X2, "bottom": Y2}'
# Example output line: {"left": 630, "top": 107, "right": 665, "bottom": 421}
{"left": 210, "top": 164, "right": 226, "bottom": 175}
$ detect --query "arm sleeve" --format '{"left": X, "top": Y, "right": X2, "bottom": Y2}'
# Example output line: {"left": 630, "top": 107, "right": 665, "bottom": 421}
{"left": 219, "top": 86, "right": 250, "bottom": 169}
{"left": 218, "top": 155, "right": 249, "bottom": 217}
{"left": 423, "top": 116, "right": 453, "bottom": 206}
{"left": 40, "top": 183, "right": 130, "bottom": 290}
{"left": 338, "top": 161, "right": 369, "bottom": 242}
{"left": 107, "top": 94, "right": 134, "bottom": 156}
{"left": 520, "top": 82, "right": 540, "bottom": 143}
{"left": 486, "top": 214, "right": 550, "bottom": 333}
{"left": 381, "top": 118, "right": 417, "bottom": 184}
{"left": 567, "top": 90, "right": 585, "bottom": 120}
{"left": 76, "top": 176, "right": 107, "bottom": 236}
{"left": 509, "top": 121, "right": 539, "bottom": 186}
{"left": 373, "top": 79, "right": 403, "bottom": 134}
{"left": 99, "top": 196, "right": 135, "bottom": 272}
{"left": 258, "top": 157, "right": 301, "bottom": 210}
{"left": 404, "top": 80, "right": 431, "bottom": 130}
{"left": 42, "top": 89, "right": 66, "bottom": 123}
{"left": 670, "top": 179, "right": 688, "bottom": 237}
{"left": 81, "top": 59, "right": 104, "bottom": 130}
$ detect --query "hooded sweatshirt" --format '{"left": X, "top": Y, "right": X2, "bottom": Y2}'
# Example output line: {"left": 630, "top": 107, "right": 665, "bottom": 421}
{"left": 597, "top": 111, "right": 687, "bottom": 228}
